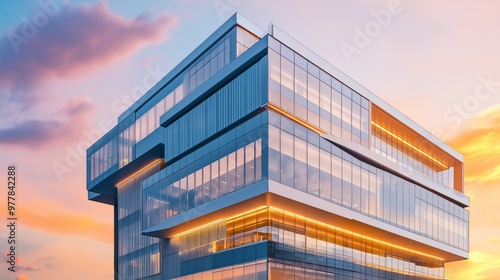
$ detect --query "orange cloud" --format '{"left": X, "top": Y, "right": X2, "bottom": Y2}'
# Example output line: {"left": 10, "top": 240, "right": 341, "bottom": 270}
{"left": 447, "top": 104, "right": 500, "bottom": 184}
{"left": 19, "top": 208, "right": 113, "bottom": 244}
{"left": 16, "top": 274, "right": 31, "bottom": 280}
{"left": 444, "top": 105, "right": 500, "bottom": 279}
{"left": 446, "top": 251, "right": 500, "bottom": 280}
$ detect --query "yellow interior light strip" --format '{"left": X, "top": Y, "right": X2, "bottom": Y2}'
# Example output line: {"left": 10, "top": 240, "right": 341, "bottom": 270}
{"left": 171, "top": 205, "right": 444, "bottom": 261}
{"left": 371, "top": 122, "right": 447, "bottom": 169}
{"left": 171, "top": 205, "right": 268, "bottom": 238}
{"left": 267, "top": 103, "right": 327, "bottom": 134}
{"left": 268, "top": 206, "right": 445, "bottom": 261}
{"left": 116, "top": 159, "right": 164, "bottom": 187}
{"left": 171, "top": 219, "right": 225, "bottom": 238}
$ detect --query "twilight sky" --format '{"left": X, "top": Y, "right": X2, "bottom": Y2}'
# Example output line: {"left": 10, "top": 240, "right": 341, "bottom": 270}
{"left": 0, "top": 1, "right": 499, "bottom": 279}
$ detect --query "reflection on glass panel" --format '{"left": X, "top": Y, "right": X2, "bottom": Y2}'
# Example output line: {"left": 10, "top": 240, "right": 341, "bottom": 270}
{"left": 195, "top": 169, "right": 203, "bottom": 208}
{"left": 281, "top": 56, "right": 294, "bottom": 99}
{"left": 169, "top": 207, "right": 445, "bottom": 279}
{"left": 255, "top": 139, "right": 262, "bottom": 182}
{"left": 307, "top": 143, "right": 320, "bottom": 197}
{"left": 294, "top": 65, "right": 307, "bottom": 99}
{"left": 269, "top": 126, "right": 281, "bottom": 182}
{"left": 266, "top": 118, "right": 468, "bottom": 251}
{"left": 371, "top": 120, "right": 455, "bottom": 189}
{"left": 180, "top": 177, "right": 187, "bottom": 212}
{"left": 332, "top": 154, "right": 342, "bottom": 204}
{"left": 228, "top": 152, "right": 236, "bottom": 193}
{"left": 245, "top": 142, "right": 255, "bottom": 185}
{"left": 187, "top": 173, "right": 195, "bottom": 210}
{"left": 351, "top": 163, "right": 361, "bottom": 210}
{"left": 211, "top": 161, "right": 219, "bottom": 200}
{"left": 201, "top": 165, "right": 210, "bottom": 204}
{"left": 269, "top": 49, "right": 281, "bottom": 106}
{"left": 307, "top": 74, "right": 320, "bottom": 106}
{"left": 236, "top": 148, "right": 245, "bottom": 189}
{"left": 236, "top": 26, "right": 259, "bottom": 57}
{"left": 184, "top": 32, "right": 230, "bottom": 94}
{"left": 351, "top": 101, "right": 361, "bottom": 132}
{"left": 319, "top": 150, "right": 331, "bottom": 201}
{"left": 166, "top": 60, "right": 265, "bottom": 160}
{"left": 342, "top": 159, "right": 352, "bottom": 207}
{"left": 143, "top": 133, "right": 265, "bottom": 229}
{"left": 219, "top": 158, "right": 228, "bottom": 197}
{"left": 117, "top": 161, "right": 162, "bottom": 279}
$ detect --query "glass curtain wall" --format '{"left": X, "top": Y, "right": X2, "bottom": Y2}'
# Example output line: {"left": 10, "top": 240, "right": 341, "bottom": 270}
{"left": 172, "top": 260, "right": 268, "bottom": 280}
{"left": 88, "top": 26, "right": 260, "bottom": 185}
{"left": 164, "top": 207, "right": 446, "bottom": 279}
{"left": 371, "top": 123, "right": 454, "bottom": 189}
{"left": 143, "top": 114, "right": 266, "bottom": 229}
{"left": 268, "top": 37, "right": 370, "bottom": 148}
{"left": 117, "top": 161, "right": 163, "bottom": 280}
{"left": 165, "top": 58, "right": 265, "bottom": 161}
{"left": 268, "top": 111, "right": 468, "bottom": 251}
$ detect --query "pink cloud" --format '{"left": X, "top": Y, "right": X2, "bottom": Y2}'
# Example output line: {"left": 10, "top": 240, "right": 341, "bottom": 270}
{"left": 0, "top": 2, "right": 178, "bottom": 108}
{"left": 3, "top": 251, "right": 58, "bottom": 276}
{"left": 0, "top": 96, "right": 94, "bottom": 148}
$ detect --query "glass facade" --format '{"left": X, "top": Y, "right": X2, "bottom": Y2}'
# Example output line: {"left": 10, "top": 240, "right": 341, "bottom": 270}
{"left": 144, "top": 114, "right": 266, "bottom": 229}
{"left": 135, "top": 84, "right": 184, "bottom": 143}
{"left": 268, "top": 37, "right": 370, "bottom": 148}
{"left": 87, "top": 26, "right": 259, "bottom": 186}
{"left": 89, "top": 137, "right": 118, "bottom": 180}
{"left": 165, "top": 58, "right": 266, "bottom": 161}
{"left": 371, "top": 122, "right": 454, "bottom": 189}
{"left": 184, "top": 25, "right": 257, "bottom": 94}
{"left": 268, "top": 111, "right": 468, "bottom": 251}
{"left": 160, "top": 207, "right": 447, "bottom": 279}
{"left": 173, "top": 260, "right": 268, "bottom": 280}
{"left": 117, "top": 161, "right": 163, "bottom": 280}
{"left": 87, "top": 16, "right": 468, "bottom": 280}
{"left": 236, "top": 26, "right": 259, "bottom": 57}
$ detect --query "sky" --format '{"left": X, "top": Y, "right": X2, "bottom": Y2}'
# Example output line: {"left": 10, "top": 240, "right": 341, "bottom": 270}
{"left": 0, "top": 0, "right": 499, "bottom": 279}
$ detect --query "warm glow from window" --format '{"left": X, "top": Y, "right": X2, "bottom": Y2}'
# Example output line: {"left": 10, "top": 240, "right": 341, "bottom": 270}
{"left": 371, "top": 121, "right": 448, "bottom": 169}
{"left": 172, "top": 206, "right": 269, "bottom": 238}
{"left": 267, "top": 103, "right": 327, "bottom": 134}
{"left": 269, "top": 206, "right": 445, "bottom": 261}
{"left": 171, "top": 205, "right": 444, "bottom": 262}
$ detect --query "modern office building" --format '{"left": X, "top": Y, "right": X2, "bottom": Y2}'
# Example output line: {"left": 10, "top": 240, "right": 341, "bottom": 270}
{"left": 86, "top": 14, "right": 469, "bottom": 279}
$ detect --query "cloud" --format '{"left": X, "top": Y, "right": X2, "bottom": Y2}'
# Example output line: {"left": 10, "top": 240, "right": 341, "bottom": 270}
{"left": 16, "top": 275, "right": 31, "bottom": 280}
{"left": 17, "top": 266, "right": 38, "bottom": 272}
{"left": 4, "top": 249, "right": 61, "bottom": 273}
{"left": 446, "top": 104, "right": 500, "bottom": 184}
{"left": 0, "top": 2, "right": 178, "bottom": 109}
{"left": 19, "top": 208, "right": 113, "bottom": 244}
{"left": 37, "top": 256, "right": 60, "bottom": 270}
{"left": 446, "top": 251, "right": 500, "bottom": 280}
{"left": 487, "top": 238, "right": 500, "bottom": 243}
{"left": 445, "top": 105, "right": 500, "bottom": 279}
{"left": 3, "top": 254, "right": 38, "bottom": 272}
{"left": 0, "top": 96, "right": 94, "bottom": 148}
